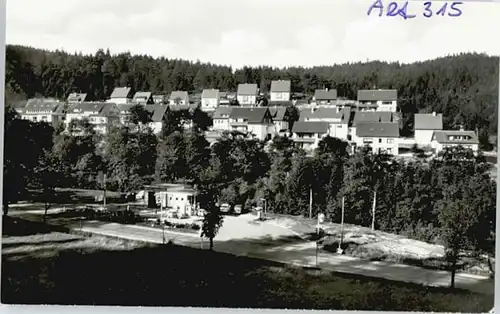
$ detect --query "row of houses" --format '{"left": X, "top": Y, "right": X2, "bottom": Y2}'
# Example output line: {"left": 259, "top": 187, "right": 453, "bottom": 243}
{"left": 209, "top": 105, "right": 479, "bottom": 156}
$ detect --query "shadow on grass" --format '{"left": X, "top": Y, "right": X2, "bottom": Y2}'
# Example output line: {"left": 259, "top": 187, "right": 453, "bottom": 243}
{"left": 2, "top": 216, "right": 70, "bottom": 237}
{"left": 2, "top": 238, "right": 82, "bottom": 249}
{"left": 23, "top": 188, "right": 127, "bottom": 205}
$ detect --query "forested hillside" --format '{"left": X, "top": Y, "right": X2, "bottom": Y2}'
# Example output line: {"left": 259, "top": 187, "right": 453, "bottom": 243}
{"left": 5, "top": 45, "right": 499, "bottom": 137}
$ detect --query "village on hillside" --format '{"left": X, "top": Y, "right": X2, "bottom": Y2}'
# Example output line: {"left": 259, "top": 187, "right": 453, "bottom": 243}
{"left": 13, "top": 81, "right": 480, "bottom": 157}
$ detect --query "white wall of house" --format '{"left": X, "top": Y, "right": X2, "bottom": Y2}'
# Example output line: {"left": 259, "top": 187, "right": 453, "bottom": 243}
{"left": 165, "top": 191, "right": 194, "bottom": 215}
{"left": 292, "top": 132, "right": 326, "bottom": 151}
{"left": 201, "top": 98, "right": 219, "bottom": 111}
{"left": 248, "top": 123, "right": 270, "bottom": 141}
{"left": 328, "top": 123, "right": 349, "bottom": 141}
{"left": 20, "top": 113, "right": 54, "bottom": 123}
{"left": 108, "top": 98, "right": 131, "bottom": 105}
{"left": 169, "top": 99, "right": 188, "bottom": 106}
{"left": 149, "top": 121, "right": 163, "bottom": 134}
{"left": 353, "top": 136, "right": 399, "bottom": 155}
{"left": 274, "top": 121, "right": 289, "bottom": 133}
{"left": 237, "top": 95, "right": 256, "bottom": 105}
{"left": 212, "top": 118, "right": 230, "bottom": 131}
{"left": 270, "top": 92, "right": 290, "bottom": 102}
{"left": 431, "top": 142, "right": 479, "bottom": 155}
{"left": 376, "top": 101, "right": 397, "bottom": 112}
{"left": 415, "top": 129, "right": 435, "bottom": 146}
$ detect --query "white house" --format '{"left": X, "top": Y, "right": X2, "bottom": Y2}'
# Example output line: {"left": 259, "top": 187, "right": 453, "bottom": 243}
{"left": 67, "top": 93, "right": 88, "bottom": 104}
{"left": 147, "top": 105, "right": 169, "bottom": 134}
{"left": 414, "top": 112, "right": 443, "bottom": 147}
{"left": 299, "top": 107, "right": 351, "bottom": 141}
{"left": 354, "top": 122, "right": 399, "bottom": 155}
{"left": 269, "top": 106, "right": 290, "bottom": 135}
{"left": 313, "top": 89, "right": 338, "bottom": 106}
{"left": 431, "top": 129, "right": 479, "bottom": 155}
{"left": 66, "top": 102, "right": 120, "bottom": 135}
{"left": 18, "top": 98, "right": 66, "bottom": 127}
{"left": 144, "top": 184, "right": 199, "bottom": 217}
{"left": 169, "top": 91, "right": 189, "bottom": 106}
{"left": 291, "top": 121, "right": 330, "bottom": 151}
{"left": 237, "top": 84, "right": 258, "bottom": 105}
{"left": 270, "top": 80, "right": 291, "bottom": 102}
{"left": 229, "top": 107, "right": 274, "bottom": 141}
{"left": 212, "top": 106, "right": 233, "bottom": 131}
{"left": 133, "top": 91, "right": 154, "bottom": 105}
{"left": 357, "top": 89, "right": 398, "bottom": 112}
{"left": 153, "top": 95, "right": 166, "bottom": 104}
{"left": 351, "top": 111, "right": 393, "bottom": 142}
{"left": 201, "top": 89, "right": 220, "bottom": 112}
{"left": 108, "top": 87, "right": 134, "bottom": 105}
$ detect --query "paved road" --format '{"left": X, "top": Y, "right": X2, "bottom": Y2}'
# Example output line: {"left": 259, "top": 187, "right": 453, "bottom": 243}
{"left": 78, "top": 221, "right": 494, "bottom": 295}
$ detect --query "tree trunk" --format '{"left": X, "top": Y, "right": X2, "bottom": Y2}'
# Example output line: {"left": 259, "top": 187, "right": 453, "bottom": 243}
{"left": 450, "top": 259, "right": 457, "bottom": 289}
{"left": 209, "top": 237, "right": 214, "bottom": 251}
{"left": 43, "top": 202, "right": 50, "bottom": 223}
{"left": 487, "top": 254, "right": 495, "bottom": 277}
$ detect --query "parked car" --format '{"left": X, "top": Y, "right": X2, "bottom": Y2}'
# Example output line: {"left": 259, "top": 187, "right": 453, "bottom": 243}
{"left": 220, "top": 203, "right": 230, "bottom": 213}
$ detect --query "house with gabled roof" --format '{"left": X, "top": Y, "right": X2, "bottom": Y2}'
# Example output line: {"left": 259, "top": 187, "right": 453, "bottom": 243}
{"left": 67, "top": 93, "right": 88, "bottom": 104}
{"left": 414, "top": 112, "right": 443, "bottom": 146}
{"left": 269, "top": 106, "right": 290, "bottom": 134}
{"left": 314, "top": 89, "right": 338, "bottom": 106}
{"left": 357, "top": 89, "right": 398, "bottom": 112}
{"left": 354, "top": 122, "right": 399, "bottom": 155}
{"left": 212, "top": 106, "right": 233, "bottom": 131}
{"left": 19, "top": 98, "right": 65, "bottom": 127}
{"left": 66, "top": 102, "right": 120, "bottom": 135}
{"left": 237, "top": 84, "right": 259, "bottom": 105}
{"left": 108, "top": 87, "right": 134, "bottom": 105}
{"left": 351, "top": 111, "right": 393, "bottom": 142}
{"left": 431, "top": 128, "right": 479, "bottom": 155}
{"left": 133, "top": 92, "right": 154, "bottom": 105}
{"left": 291, "top": 121, "right": 330, "bottom": 151}
{"left": 270, "top": 80, "right": 291, "bottom": 102}
{"left": 229, "top": 107, "right": 274, "bottom": 141}
{"left": 169, "top": 91, "right": 189, "bottom": 106}
{"left": 147, "top": 105, "right": 169, "bottom": 134}
{"left": 153, "top": 94, "right": 166, "bottom": 104}
{"left": 300, "top": 107, "right": 351, "bottom": 141}
{"left": 201, "top": 89, "right": 220, "bottom": 112}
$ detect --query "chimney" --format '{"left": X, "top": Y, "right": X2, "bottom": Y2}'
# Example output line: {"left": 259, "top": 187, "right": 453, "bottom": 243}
{"left": 432, "top": 112, "right": 436, "bottom": 116}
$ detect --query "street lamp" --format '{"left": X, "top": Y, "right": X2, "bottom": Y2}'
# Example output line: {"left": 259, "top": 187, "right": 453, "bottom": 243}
{"left": 260, "top": 198, "right": 267, "bottom": 220}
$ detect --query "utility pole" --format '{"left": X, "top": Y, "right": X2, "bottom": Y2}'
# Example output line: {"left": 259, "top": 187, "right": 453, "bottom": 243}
{"left": 371, "top": 190, "right": 376, "bottom": 231}
{"left": 309, "top": 188, "right": 313, "bottom": 219}
{"left": 103, "top": 173, "right": 107, "bottom": 209}
{"left": 338, "top": 197, "right": 345, "bottom": 254}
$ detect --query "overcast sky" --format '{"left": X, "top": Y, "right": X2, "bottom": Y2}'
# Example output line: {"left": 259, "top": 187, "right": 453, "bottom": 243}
{"left": 6, "top": 0, "right": 500, "bottom": 69}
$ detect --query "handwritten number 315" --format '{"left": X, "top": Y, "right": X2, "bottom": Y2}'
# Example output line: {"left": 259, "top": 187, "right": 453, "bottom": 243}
{"left": 423, "top": 2, "right": 462, "bottom": 18}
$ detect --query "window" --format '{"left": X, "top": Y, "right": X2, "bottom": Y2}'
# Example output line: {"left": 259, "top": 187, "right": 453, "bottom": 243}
{"left": 363, "top": 138, "right": 373, "bottom": 144}
{"left": 176, "top": 197, "right": 178, "bottom": 201}
{"left": 337, "top": 125, "right": 342, "bottom": 128}
{"left": 379, "top": 138, "right": 382, "bottom": 143}
{"left": 169, "top": 197, "right": 172, "bottom": 200}
{"left": 275, "top": 93, "right": 283, "bottom": 100}
{"left": 181, "top": 198, "right": 184, "bottom": 201}
{"left": 387, "top": 139, "right": 394, "bottom": 144}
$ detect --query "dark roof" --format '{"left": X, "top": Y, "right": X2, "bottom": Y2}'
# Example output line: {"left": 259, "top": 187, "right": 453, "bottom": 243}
{"left": 414, "top": 113, "right": 443, "bottom": 130}
{"left": 432, "top": 130, "right": 479, "bottom": 144}
{"left": 150, "top": 105, "right": 169, "bottom": 122}
{"left": 270, "top": 80, "right": 291, "bottom": 93}
{"left": 314, "top": 89, "right": 338, "bottom": 101}
{"left": 292, "top": 121, "right": 330, "bottom": 134}
{"left": 213, "top": 106, "right": 233, "bottom": 119}
{"left": 237, "top": 84, "right": 258, "bottom": 95}
{"left": 133, "top": 92, "right": 152, "bottom": 102}
{"left": 355, "top": 122, "right": 399, "bottom": 138}
{"left": 268, "top": 100, "right": 292, "bottom": 107}
{"left": 98, "top": 103, "right": 119, "bottom": 117}
{"left": 169, "top": 91, "right": 189, "bottom": 101}
{"left": 357, "top": 89, "right": 397, "bottom": 101}
{"left": 300, "top": 107, "right": 345, "bottom": 122}
{"left": 269, "top": 107, "right": 288, "bottom": 121}
{"left": 73, "top": 102, "right": 108, "bottom": 113}
{"left": 167, "top": 104, "right": 198, "bottom": 112}
{"left": 229, "top": 107, "right": 271, "bottom": 123}
{"left": 67, "top": 93, "right": 87, "bottom": 102}
{"left": 352, "top": 111, "right": 392, "bottom": 126}
{"left": 110, "top": 87, "right": 132, "bottom": 99}
{"left": 201, "top": 89, "right": 220, "bottom": 99}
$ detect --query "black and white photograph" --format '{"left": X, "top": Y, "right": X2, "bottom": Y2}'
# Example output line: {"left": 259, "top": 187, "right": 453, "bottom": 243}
{"left": 1, "top": 0, "right": 499, "bottom": 312}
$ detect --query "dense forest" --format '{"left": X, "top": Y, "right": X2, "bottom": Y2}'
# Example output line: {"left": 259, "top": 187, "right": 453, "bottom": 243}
{"left": 5, "top": 45, "right": 499, "bottom": 139}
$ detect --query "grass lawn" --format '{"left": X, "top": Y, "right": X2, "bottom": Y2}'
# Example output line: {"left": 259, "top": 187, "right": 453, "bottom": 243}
{"left": 1, "top": 217, "right": 493, "bottom": 312}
